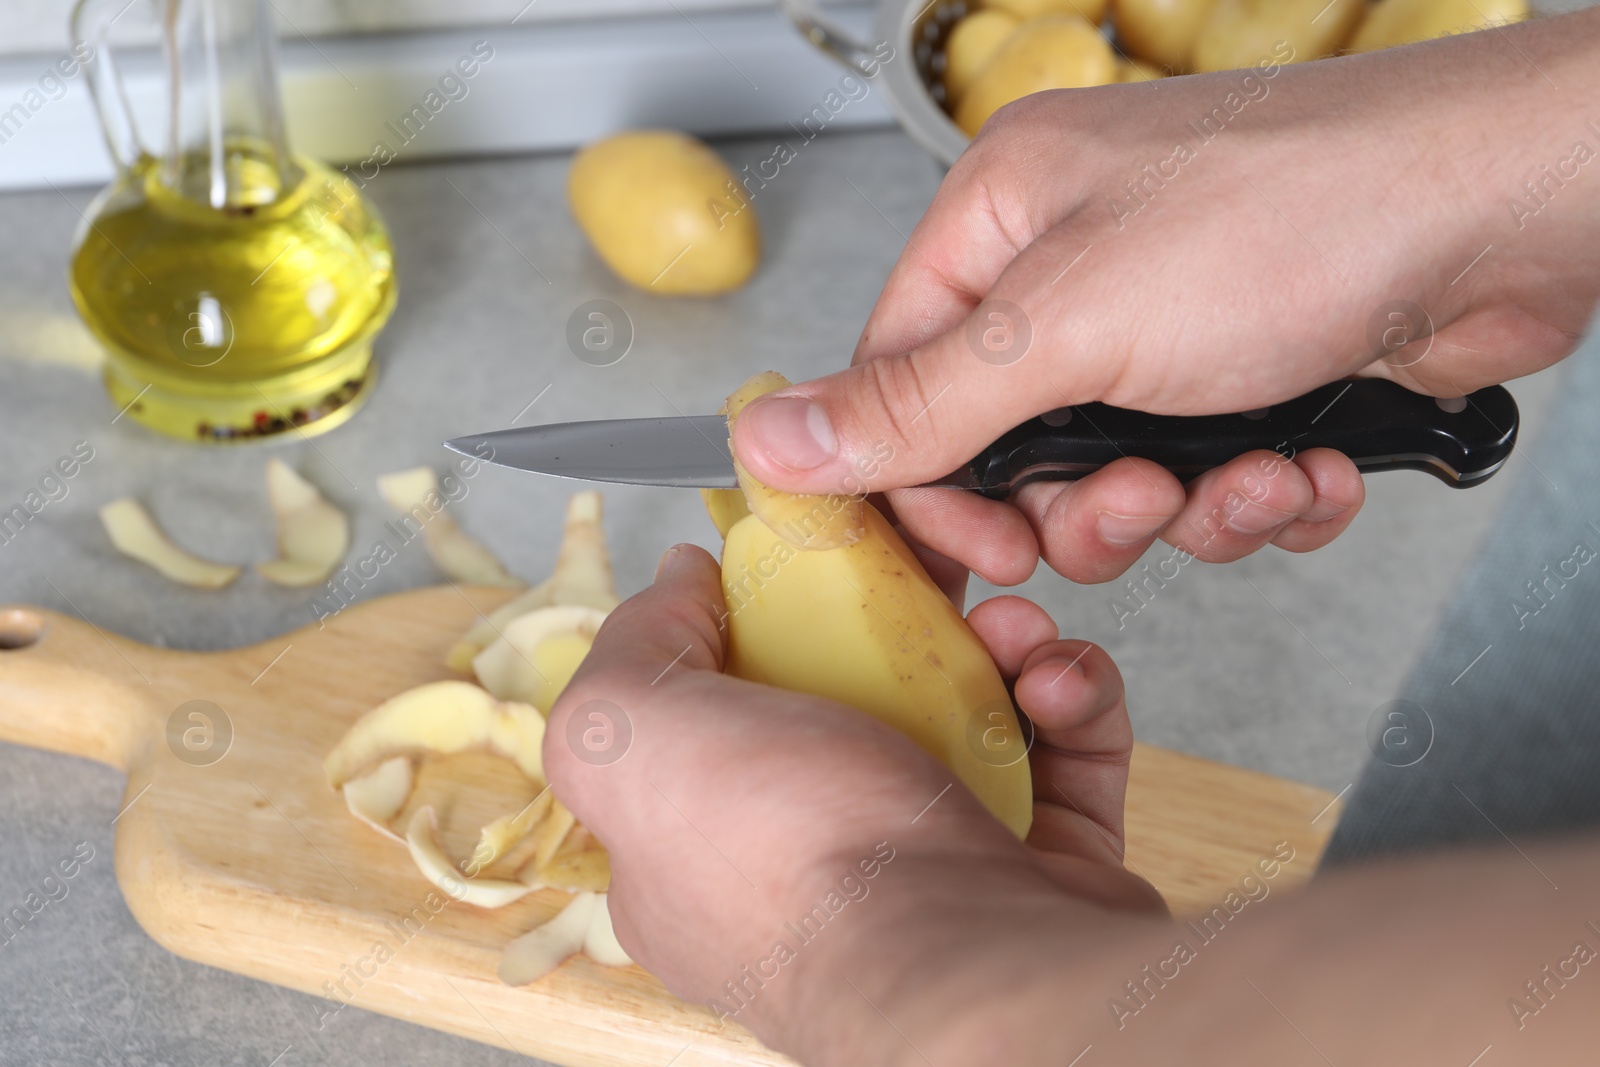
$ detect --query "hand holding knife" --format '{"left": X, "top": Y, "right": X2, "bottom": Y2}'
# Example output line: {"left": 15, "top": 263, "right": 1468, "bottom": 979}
{"left": 445, "top": 379, "right": 1518, "bottom": 497}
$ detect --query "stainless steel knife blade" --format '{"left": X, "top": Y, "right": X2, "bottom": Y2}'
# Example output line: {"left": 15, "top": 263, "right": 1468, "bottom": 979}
{"left": 445, "top": 416, "right": 740, "bottom": 489}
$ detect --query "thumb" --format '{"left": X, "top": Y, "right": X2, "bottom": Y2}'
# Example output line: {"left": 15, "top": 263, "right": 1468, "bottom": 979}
{"left": 557, "top": 543, "right": 726, "bottom": 704}
{"left": 729, "top": 306, "right": 1057, "bottom": 495}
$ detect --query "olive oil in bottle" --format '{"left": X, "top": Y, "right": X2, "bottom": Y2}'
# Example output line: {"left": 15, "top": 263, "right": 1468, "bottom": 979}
{"left": 69, "top": 0, "right": 395, "bottom": 441}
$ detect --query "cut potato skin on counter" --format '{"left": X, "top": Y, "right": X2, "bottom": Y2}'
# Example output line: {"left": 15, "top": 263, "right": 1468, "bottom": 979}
{"left": 99, "top": 498, "right": 242, "bottom": 589}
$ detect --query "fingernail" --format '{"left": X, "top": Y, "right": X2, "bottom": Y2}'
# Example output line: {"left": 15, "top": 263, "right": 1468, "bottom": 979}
{"left": 1044, "top": 657, "right": 1085, "bottom": 685}
{"left": 742, "top": 396, "right": 836, "bottom": 471}
{"left": 655, "top": 545, "right": 682, "bottom": 581}
{"left": 1224, "top": 502, "right": 1297, "bottom": 536}
{"left": 1301, "top": 499, "right": 1350, "bottom": 523}
{"left": 1095, "top": 512, "right": 1166, "bottom": 546}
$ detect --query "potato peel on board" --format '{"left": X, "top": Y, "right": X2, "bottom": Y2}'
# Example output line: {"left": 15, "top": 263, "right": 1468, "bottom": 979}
{"left": 322, "top": 680, "right": 546, "bottom": 789}
{"left": 405, "top": 807, "right": 536, "bottom": 909}
{"left": 446, "top": 491, "right": 619, "bottom": 671}
{"left": 341, "top": 756, "right": 413, "bottom": 844}
{"left": 325, "top": 490, "right": 628, "bottom": 983}
{"left": 472, "top": 605, "right": 609, "bottom": 713}
{"left": 498, "top": 892, "right": 633, "bottom": 986}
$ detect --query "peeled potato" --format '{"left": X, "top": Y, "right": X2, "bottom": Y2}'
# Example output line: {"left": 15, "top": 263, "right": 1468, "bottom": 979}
{"left": 1191, "top": 0, "right": 1364, "bottom": 71}
{"left": 943, "top": 10, "right": 1021, "bottom": 103}
{"left": 954, "top": 15, "right": 1117, "bottom": 137}
{"left": 984, "top": 0, "right": 1108, "bottom": 24}
{"left": 569, "top": 131, "right": 760, "bottom": 295}
{"left": 1348, "top": 0, "right": 1526, "bottom": 51}
{"left": 1112, "top": 0, "right": 1219, "bottom": 69}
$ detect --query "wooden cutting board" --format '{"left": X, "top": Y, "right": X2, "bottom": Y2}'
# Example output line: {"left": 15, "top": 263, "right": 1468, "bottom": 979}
{"left": 0, "top": 587, "right": 1341, "bottom": 1067}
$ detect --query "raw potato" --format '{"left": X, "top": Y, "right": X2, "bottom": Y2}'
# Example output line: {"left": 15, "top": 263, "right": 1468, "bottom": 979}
{"left": 714, "top": 375, "right": 1034, "bottom": 839}
{"left": 1112, "top": 0, "right": 1220, "bottom": 70}
{"left": 569, "top": 131, "right": 761, "bottom": 295}
{"left": 342, "top": 756, "right": 413, "bottom": 843}
{"left": 984, "top": 0, "right": 1108, "bottom": 23}
{"left": 99, "top": 498, "right": 242, "bottom": 589}
{"left": 406, "top": 807, "right": 535, "bottom": 909}
{"left": 472, "top": 605, "right": 609, "bottom": 713}
{"left": 376, "top": 467, "right": 522, "bottom": 589}
{"left": 724, "top": 371, "right": 865, "bottom": 550}
{"left": 1117, "top": 58, "right": 1171, "bottom": 81}
{"left": 1190, "top": 0, "right": 1364, "bottom": 71}
{"left": 256, "top": 459, "right": 349, "bottom": 588}
{"left": 700, "top": 488, "right": 752, "bottom": 539}
{"left": 323, "top": 680, "right": 546, "bottom": 788}
{"left": 954, "top": 16, "right": 1117, "bottom": 137}
{"left": 942, "top": 9, "right": 1021, "bottom": 104}
{"left": 498, "top": 892, "right": 597, "bottom": 985}
{"left": 1348, "top": 0, "right": 1526, "bottom": 51}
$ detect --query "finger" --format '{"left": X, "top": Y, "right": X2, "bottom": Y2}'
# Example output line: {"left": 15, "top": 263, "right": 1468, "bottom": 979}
{"left": 727, "top": 231, "right": 1121, "bottom": 499}
{"left": 1270, "top": 448, "right": 1366, "bottom": 553}
{"left": 1159, "top": 450, "right": 1316, "bottom": 563}
{"left": 900, "top": 529, "right": 972, "bottom": 610}
{"left": 888, "top": 487, "right": 1040, "bottom": 587}
{"left": 1028, "top": 849, "right": 1169, "bottom": 915}
{"left": 557, "top": 543, "right": 727, "bottom": 700}
{"left": 1013, "top": 641, "right": 1127, "bottom": 758}
{"left": 1010, "top": 458, "right": 1187, "bottom": 584}
{"left": 1013, "top": 641, "right": 1132, "bottom": 847}
{"left": 965, "top": 595, "right": 1058, "bottom": 679}
{"left": 850, "top": 165, "right": 1013, "bottom": 365}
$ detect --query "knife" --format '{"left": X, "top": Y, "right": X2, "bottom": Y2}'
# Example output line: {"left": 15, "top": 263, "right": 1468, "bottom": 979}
{"left": 444, "top": 379, "right": 1519, "bottom": 498}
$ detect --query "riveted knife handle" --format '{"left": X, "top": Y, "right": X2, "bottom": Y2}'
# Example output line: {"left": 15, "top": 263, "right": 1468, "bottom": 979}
{"left": 952, "top": 380, "right": 1519, "bottom": 500}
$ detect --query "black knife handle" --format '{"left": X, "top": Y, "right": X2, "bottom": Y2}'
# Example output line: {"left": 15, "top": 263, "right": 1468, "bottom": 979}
{"left": 955, "top": 380, "right": 1519, "bottom": 500}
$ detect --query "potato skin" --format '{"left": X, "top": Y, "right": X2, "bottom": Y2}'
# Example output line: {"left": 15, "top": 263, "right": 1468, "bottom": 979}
{"left": 983, "top": 0, "right": 1109, "bottom": 24}
{"left": 1349, "top": 0, "right": 1527, "bottom": 52}
{"left": 1112, "top": 0, "right": 1219, "bottom": 70}
{"left": 943, "top": 9, "right": 1022, "bottom": 105}
{"left": 568, "top": 131, "right": 760, "bottom": 296}
{"left": 954, "top": 15, "right": 1117, "bottom": 137}
{"left": 1190, "top": 0, "right": 1364, "bottom": 72}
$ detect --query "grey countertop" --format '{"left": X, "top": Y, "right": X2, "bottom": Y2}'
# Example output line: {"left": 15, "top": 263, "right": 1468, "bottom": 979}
{"left": 0, "top": 128, "right": 1563, "bottom": 1065}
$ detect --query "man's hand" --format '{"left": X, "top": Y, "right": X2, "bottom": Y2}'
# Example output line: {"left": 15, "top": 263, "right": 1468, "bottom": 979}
{"left": 543, "top": 545, "right": 1159, "bottom": 1062}
{"left": 730, "top": 11, "right": 1600, "bottom": 587}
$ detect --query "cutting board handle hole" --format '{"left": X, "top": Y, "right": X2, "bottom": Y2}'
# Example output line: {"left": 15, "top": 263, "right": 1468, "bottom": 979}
{"left": 0, "top": 608, "right": 45, "bottom": 650}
